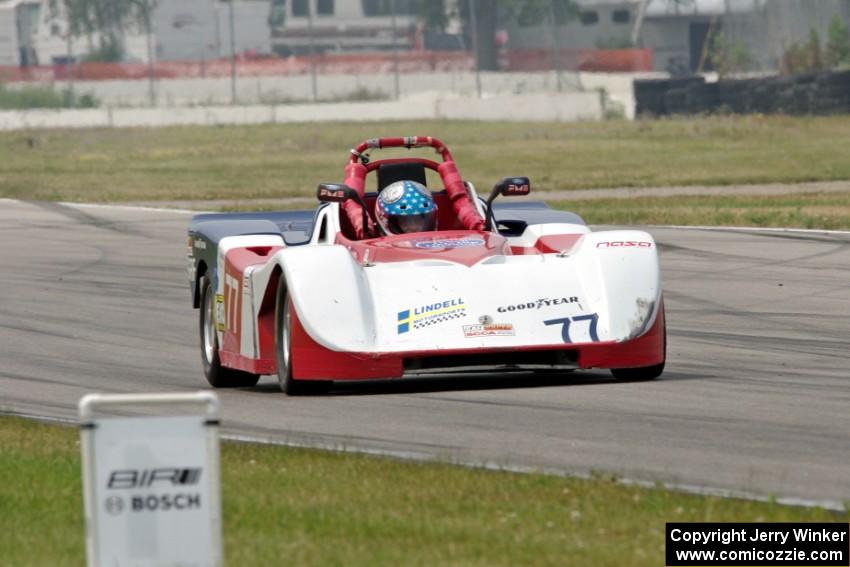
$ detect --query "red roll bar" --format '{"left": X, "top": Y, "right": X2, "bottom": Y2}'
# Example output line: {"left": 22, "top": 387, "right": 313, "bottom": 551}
{"left": 342, "top": 137, "right": 484, "bottom": 239}
{"left": 349, "top": 136, "right": 453, "bottom": 164}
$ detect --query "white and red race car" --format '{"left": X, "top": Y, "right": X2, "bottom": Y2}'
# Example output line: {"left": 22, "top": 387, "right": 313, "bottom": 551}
{"left": 187, "top": 136, "right": 665, "bottom": 394}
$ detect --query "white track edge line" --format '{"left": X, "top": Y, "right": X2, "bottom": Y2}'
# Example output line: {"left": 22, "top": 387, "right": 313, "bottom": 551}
{"left": 220, "top": 433, "right": 849, "bottom": 513}
{"left": 60, "top": 201, "right": 204, "bottom": 215}
{"left": 0, "top": 198, "right": 202, "bottom": 215}
{"left": 648, "top": 224, "right": 850, "bottom": 235}
{"left": 6, "top": 410, "right": 846, "bottom": 513}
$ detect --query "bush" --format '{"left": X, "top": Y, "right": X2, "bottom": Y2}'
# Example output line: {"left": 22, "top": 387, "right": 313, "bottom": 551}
{"left": 82, "top": 43, "right": 125, "bottom": 63}
{"left": 826, "top": 15, "right": 850, "bottom": 69}
{"left": 0, "top": 83, "right": 99, "bottom": 109}
{"left": 706, "top": 32, "right": 752, "bottom": 77}
{"left": 782, "top": 27, "right": 826, "bottom": 75}
{"left": 594, "top": 36, "right": 635, "bottom": 50}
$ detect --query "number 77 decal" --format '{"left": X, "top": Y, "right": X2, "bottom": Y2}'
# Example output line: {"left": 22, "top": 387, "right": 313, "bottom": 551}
{"left": 544, "top": 313, "right": 600, "bottom": 343}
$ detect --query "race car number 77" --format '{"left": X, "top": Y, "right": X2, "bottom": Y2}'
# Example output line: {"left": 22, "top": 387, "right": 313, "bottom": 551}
{"left": 544, "top": 313, "right": 600, "bottom": 343}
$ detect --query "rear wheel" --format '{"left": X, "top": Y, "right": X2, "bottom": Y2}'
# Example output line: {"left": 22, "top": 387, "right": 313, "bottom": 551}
{"left": 199, "top": 275, "right": 260, "bottom": 388}
{"left": 275, "top": 277, "right": 331, "bottom": 395}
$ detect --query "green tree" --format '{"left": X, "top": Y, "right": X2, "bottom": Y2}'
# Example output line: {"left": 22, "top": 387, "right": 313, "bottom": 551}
{"left": 49, "top": 0, "right": 157, "bottom": 62}
{"left": 825, "top": 15, "right": 850, "bottom": 69}
{"left": 806, "top": 27, "right": 823, "bottom": 72}
{"left": 414, "top": 0, "right": 449, "bottom": 31}
{"left": 781, "top": 26, "right": 832, "bottom": 75}
{"left": 707, "top": 31, "right": 752, "bottom": 77}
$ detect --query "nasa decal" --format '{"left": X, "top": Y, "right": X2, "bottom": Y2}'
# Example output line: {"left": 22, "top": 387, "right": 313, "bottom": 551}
{"left": 414, "top": 238, "right": 485, "bottom": 249}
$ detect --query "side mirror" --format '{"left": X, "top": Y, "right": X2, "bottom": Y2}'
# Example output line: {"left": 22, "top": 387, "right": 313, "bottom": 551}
{"left": 484, "top": 177, "right": 531, "bottom": 231}
{"left": 316, "top": 183, "right": 370, "bottom": 236}
{"left": 493, "top": 177, "right": 531, "bottom": 197}
{"left": 317, "top": 183, "right": 357, "bottom": 203}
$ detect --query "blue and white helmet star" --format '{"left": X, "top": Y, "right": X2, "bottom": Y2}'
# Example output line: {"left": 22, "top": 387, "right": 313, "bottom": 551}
{"left": 375, "top": 180, "right": 438, "bottom": 235}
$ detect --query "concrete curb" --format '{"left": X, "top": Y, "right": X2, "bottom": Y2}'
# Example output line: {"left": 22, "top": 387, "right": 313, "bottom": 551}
{"left": 0, "top": 92, "right": 603, "bottom": 131}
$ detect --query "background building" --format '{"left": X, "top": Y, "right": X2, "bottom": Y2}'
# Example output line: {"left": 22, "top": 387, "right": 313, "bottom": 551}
{"left": 268, "top": 0, "right": 463, "bottom": 56}
{"left": 0, "top": 0, "right": 39, "bottom": 66}
{"left": 5, "top": 0, "right": 270, "bottom": 65}
{"left": 506, "top": 0, "right": 850, "bottom": 73}
{"left": 5, "top": 0, "right": 849, "bottom": 72}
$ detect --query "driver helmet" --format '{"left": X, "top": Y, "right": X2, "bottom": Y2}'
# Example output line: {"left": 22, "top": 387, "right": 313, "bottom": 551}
{"left": 375, "top": 180, "right": 438, "bottom": 235}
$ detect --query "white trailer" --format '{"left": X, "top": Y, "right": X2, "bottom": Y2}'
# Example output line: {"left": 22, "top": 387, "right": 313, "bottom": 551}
{"left": 0, "top": 2, "right": 20, "bottom": 66}
{"left": 0, "top": 0, "right": 39, "bottom": 66}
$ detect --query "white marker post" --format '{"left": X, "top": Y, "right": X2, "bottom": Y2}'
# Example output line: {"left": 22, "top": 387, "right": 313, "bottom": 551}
{"left": 79, "top": 392, "right": 223, "bottom": 567}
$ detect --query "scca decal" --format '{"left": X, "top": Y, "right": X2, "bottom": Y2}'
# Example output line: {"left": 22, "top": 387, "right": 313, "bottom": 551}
{"left": 463, "top": 323, "right": 514, "bottom": 338}
{"left": 596, "top": 241, "right": 653, "bottom": 249}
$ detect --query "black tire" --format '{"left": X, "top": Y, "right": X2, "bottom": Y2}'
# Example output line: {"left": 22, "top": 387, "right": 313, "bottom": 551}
{"left": 611, "top": 317, "right": 667, "bottom": 382}
{"left": 199, "top": 275, "right": 260, "bottom": 388}
{"left": 611, "top": 361, "right": 665, "bottom": 382}
{"left": 275, "top": 277, "right": 331, "bottom": 395}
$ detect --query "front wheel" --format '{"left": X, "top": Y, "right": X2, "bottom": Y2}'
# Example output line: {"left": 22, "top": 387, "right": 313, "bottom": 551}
{"left": 199, "top": 275, "right": 260, "bottom": 388}
{"left": 610, "top": 361, "right": 665, "bottom": 382}
{"left": 275, "top": 277, "right": 331, "bottom": 395}
{"left": 611, "top": 315, "right": 667, "bottom": 382}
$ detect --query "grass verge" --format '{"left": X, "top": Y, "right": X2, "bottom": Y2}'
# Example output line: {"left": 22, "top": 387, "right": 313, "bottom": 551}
{"left": 561, "top": 191, "right": 850, "bottom": 230}
{"left": 1, "top": 415, "right": 846, "bottom": 567}
{"left": 2, "top": 116, "right": 850, "bottom": 205}
{"left": 0, "top": 83, "right": 98, "bottom": 110}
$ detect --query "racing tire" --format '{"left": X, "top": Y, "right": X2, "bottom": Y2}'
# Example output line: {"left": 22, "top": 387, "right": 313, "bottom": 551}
{"left": 199, "top": 276, "right": 260, "bottom": 388}
{"left": 610, "top": 361, "right": 665, "bottom": 382}
{"left": 611, "top": 317, "right": 667, "bottom": 382}
{"left": 275, "top": 277, "right": 331, "bottom": 395}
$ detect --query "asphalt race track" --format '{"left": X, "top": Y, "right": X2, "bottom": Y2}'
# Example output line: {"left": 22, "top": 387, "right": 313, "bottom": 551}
{"left": 2, "top": 200, "right": 849, "bottom": 507}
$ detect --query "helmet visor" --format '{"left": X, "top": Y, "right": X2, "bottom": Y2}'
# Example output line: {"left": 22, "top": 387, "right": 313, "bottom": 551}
{"left": 384, "top": 212, "right": 438, "bottom": 235}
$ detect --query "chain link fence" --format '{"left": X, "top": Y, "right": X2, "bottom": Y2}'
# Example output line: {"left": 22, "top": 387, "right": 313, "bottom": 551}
{"left": 0, "top": 0, "right": 653, "bottom": 109}
{"left": 0, "top": 0, "right": 848, "bottom": 111}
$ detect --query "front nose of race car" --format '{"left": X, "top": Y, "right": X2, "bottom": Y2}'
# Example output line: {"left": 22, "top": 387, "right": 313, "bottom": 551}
{"left": 281, "top": 229, "right": 662, "bottom": 356}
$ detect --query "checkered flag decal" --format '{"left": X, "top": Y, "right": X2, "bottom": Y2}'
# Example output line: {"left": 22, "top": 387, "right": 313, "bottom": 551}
{"left": 414, "top": 309, "right": 466, "bottom": 329}
{"left": 397, "top": 302, "right": 466, "bottom": 334}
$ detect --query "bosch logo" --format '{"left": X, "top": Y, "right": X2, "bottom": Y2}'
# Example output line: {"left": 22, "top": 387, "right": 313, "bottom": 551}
{"left": 596, "top": 241, "right": 653, "bottom": 249}
{"left": 104, "top": 496, "right": 125, "bottom": 515}
{"left": 131, "top": 494, "right": 201, "bottom": 512}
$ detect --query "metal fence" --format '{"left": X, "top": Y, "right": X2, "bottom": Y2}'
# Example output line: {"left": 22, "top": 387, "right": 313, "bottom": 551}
{"left": 723, "top": 0, "right": 850, "bottom": 72}
{"left": 0, "top": 0, "right": 848, "bottom": 109}
{"left": 0, "top": 0, "right": 654, "bottom": 108}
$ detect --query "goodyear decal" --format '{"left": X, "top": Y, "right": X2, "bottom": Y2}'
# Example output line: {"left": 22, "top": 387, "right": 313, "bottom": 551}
{"left": 397, "top": 298, "right": 466, "bottom": 334}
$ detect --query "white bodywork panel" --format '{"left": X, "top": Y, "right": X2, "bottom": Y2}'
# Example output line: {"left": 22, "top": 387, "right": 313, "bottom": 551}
{"left": 505, "top": 222, "right": 592, "bottom": 247}
{"left": 241, "top": 226, "right": 661, "bottom": 355}
{"left": 217, "top": 234, "right": 285, "bottom": 358}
